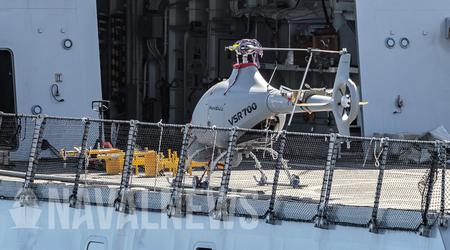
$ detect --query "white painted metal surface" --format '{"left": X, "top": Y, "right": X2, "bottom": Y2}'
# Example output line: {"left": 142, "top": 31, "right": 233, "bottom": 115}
{"left": 356, "top": 0, "right": 450, "bottom": 136}
{"left": 0, "top": 200, "right": 447, "bottom": 250}
{"left": 0, "top": 0, "right": 102, "bottom": 118}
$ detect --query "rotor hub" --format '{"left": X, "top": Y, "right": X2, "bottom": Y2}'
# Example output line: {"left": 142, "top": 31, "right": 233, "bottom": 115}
{"left": 340, "top": 94, "right": 351, "bottom": 108}
{"left": 226, "top": 39, "right": 263, "bottom": 68}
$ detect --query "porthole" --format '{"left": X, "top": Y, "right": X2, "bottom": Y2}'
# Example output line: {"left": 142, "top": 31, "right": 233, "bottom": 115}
{"left": 399, "top": 37, "right": 410, "bottom": 49}
{"left": 62, "top": 39, "right": 73, "bottom": 50}
{"left": 31, "top": 105, "right": 42, "bottom": 115}
{"left": 385, "top": 37, "right": 395, "bottom": 49}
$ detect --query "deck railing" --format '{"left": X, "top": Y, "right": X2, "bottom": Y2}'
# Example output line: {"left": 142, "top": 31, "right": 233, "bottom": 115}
{"left": 0, "top": 112, "right": 448, "bottom": 235}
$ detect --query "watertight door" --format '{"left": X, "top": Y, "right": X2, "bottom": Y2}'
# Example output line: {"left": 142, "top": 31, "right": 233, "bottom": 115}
{"left": 0, "top": 50, "right": 15, "bottom": 113}
{"left": 0, "top": 49, "right": 19, "bottom": 151}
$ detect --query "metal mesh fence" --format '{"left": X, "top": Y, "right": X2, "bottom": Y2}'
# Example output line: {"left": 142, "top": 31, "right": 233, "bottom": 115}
{"left": 273, "top": 132, "right": 331, "bottom": 222}
{"left": 429, "top": 142, "right": 447, "bottom": 217}
{"left": 33, "top": 117, "right": 84, "bottom": 176}
{"left": 324, "top": 137, "right": 382, "bottom": 225}
{"left": 377, "top": 140, "right": 437, "bottom": 230}
{"left": 30, "top": 118, "right": 130, "bottom": 187}
{"left": 0, "top": 114, "right": 21, "bottom": 152}
{"left": 444, "top": 144, "right": 450, "bottom": 214}
{"left": 183, "top": 127, "right": 228, "bottom": 193}
{"left": 228, "top": 130, "right": 279, "bottom": 192}
{"left": 2, "top": 115, "right": 35, "bottom": 170}
{"left": 1, "top": 116, "right": 132, "bottom": 186}
{"left": 0, "top": 112, "right": 449, "bottom": 231}
{"left": 228, "top": 129, "right": 283, "bottom": 217}
{"left": 131, "top": 122, "right": 184, "bottom": 192}
{"left": 76, "top": 119, "right": 130, "bottom": 187}
{"left": 431, "top": 162, "right": 446, "bottom": 214}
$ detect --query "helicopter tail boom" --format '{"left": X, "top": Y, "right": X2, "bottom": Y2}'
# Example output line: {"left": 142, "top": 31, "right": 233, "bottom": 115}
{"left": 267, "top": 53, "right": 361, "bottom": 135}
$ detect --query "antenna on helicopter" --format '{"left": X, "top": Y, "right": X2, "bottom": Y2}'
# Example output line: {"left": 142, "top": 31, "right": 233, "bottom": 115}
{"left": 287, "top": 49, "right": 313, "bottom": 127}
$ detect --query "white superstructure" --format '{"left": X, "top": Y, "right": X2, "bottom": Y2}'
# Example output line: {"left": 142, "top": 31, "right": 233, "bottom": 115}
{"left": 356, "top": 0, "right": 450, "bottom": 135}
{"left": 0, "top": 0, "right": 102, "bottom": 118}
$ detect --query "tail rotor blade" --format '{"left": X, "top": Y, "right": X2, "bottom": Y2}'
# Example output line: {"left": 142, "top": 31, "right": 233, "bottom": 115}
{"left": 331, "top": 53, "right": 360, "bottom": 136}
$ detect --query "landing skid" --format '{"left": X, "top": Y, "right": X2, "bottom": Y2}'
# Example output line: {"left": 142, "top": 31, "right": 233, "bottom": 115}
{"left": 185, "top": 146, "right": 302, "bottom": 190}
{"left": 248, "top": 147, "right": 301, "bottom": 188}
{"left": 253, "top": 174, "right": 301, "bottom": 188}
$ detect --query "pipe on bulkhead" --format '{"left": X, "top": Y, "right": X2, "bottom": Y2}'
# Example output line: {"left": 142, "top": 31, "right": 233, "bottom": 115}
{"left": 167, "top": 0, "right": 188, "bottom": 123}
{"left": 183, "top": 30, "right": 192, "bottom": 121}
{"left": 207, "top": 0, "right": 228, "bottom": 81}
{"left": 188, "top": 0, "right": 208, "bottom": 25}
{"left": 182, "top": 0, "right": 208, "bottom": 121}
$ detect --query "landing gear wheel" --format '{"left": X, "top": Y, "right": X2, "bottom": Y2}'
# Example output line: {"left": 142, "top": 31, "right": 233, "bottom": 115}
{"left": 291, "top": 174, "right": 300, "bottom": 188}
{"left": 198, "top": 180, "right": 209, "bottom": 189}
{"left": 192, "top": 176, "right": 199, "bottom": 189}
{"left": 192, "top": 175, "right": 209, "bottom": 189}
{"left": 166, "top": 177, "right": 176, "bottom": 187}
{"left": 253, "top": 174, "right": 268, "bottom": 186}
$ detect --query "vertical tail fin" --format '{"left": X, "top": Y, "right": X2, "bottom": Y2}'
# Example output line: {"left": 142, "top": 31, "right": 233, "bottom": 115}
{"left": 331, "top": 53, "right": 360, "bottom": 135}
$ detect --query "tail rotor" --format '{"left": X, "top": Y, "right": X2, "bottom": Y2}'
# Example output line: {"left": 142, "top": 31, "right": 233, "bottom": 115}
{"left": 331, "top": 53, "right": 360, "bottom": 135}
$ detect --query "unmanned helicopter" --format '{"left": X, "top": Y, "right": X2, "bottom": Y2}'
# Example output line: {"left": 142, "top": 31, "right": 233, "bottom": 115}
{"left": 184, "top": 39, "right": 364, "bottom": 189}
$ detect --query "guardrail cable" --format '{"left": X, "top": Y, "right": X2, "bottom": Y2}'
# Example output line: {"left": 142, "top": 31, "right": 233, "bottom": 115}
{"left": 369, "top": 138, "right": 389, "bottom": 233}
{"left": 362, "top": 137, "right": 385, "bottom": 168}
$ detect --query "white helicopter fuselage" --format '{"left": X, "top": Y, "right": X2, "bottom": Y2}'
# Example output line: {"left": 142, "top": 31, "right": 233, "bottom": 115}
{"left": 191, "top": 63, "right": 285, "bottom": 147}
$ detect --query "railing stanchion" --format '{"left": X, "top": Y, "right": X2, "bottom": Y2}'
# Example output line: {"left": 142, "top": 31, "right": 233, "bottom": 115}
{"left": 69, "top": 118, "right": 90, "bottom": 208}
{"left": 315, "top": 133, "right": 338, "bottom": 229}
{"left": 167, "top": 124, "right": 191, "bottom": 217}
{"left": 212, "top": 127, "right": 238, "bottom": 221}
{"left": 115, "top": 120, "right": 138, "bottom": 214}
{"left": 17, "top": 115, "right": 47, "bottom": 206}
{"left": 0, "top": 111, "right": 3, "bottom": 130}
{"left": 419, "top": 142, "right": 440, "bottom": 237}
{"left": 266, "top": 131, "right": 286, "bottom": 224}
{"left": 439, "top": 142, "right": 448, "bottom": 227}
{"left": 369, "top": 138, "right": 389, "bottom": 233}
{"left": 0, "top": 111, "right": 6, "bottom": 166}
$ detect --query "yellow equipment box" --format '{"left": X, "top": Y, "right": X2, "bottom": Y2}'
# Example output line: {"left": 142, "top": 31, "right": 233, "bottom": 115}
{"left": 132, "top": 150, "right": 157, "bottom": 177}
{"left": 61, "top": 147, "right": 213, "bottom": 177}
{"left": 97, "top": 152, "right": 125, "bottom": 174}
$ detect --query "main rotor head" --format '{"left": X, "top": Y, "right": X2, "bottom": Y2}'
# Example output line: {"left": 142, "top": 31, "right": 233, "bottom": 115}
{"left": 226, "top": 39, "right": 264, "bottom": 67}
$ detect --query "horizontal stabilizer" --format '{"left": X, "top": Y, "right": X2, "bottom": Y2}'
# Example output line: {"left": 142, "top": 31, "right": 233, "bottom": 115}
{"left": 296, "top": 102, "right": 329, "bottom": 107}
{"left": 359, "top": 101, "right": 368, "bottom": 105}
